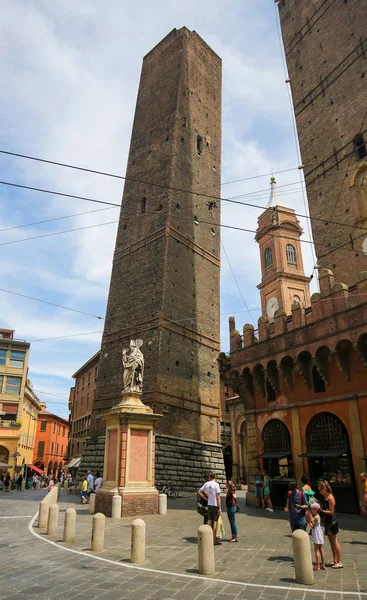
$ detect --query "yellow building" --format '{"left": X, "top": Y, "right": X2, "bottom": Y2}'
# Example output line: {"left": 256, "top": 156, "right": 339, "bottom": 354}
{"left": 0, "top": 328, "right": 40, "bottom": 478}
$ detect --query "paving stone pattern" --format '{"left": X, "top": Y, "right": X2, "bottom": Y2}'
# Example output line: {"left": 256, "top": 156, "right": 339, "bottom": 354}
{"left": 0, "top": 489, "right": 366, "bottom": 600}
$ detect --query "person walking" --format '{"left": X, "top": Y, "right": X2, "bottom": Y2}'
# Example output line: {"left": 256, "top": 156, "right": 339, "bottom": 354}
{"left": 284, "top": 479, "right": 308, "bottom": 532}
{"left": 198, "top": 471, "right": 222, "bottom": 546}
{"left": 86, "top": 470, "right": 94, "bottom": 498}
{"left": 226, "top": 480, "right": 238, "bottom": 542}
{"left": 4, "top": 472, "right": 10, "bottom": 492}
{"left": 262, "top": 470, "right": 273, "bottom": 512}
{"left": 94, "top": 471, "right": 103, "bottom": 493}
{"left": 48, "top": 476, "right": 55, "bottom": 492}
{"left": 318, "top": 480, "right": 342, "bottom": 569}
{"left": 309, "top": 502, "right": 325, "bottom": 570}
{"left": 255, "top": 467, "right": 264, "bottom": 509}
{"left": 80, "top": 476, "right": 88, "bottom": 504}
{"left": 16, "top": 474, "right": 23, "bottom": 491}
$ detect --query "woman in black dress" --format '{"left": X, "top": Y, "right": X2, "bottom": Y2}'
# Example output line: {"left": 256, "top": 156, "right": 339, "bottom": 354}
{"left": 318, "top": 480, "right": 342, "bottom": 569}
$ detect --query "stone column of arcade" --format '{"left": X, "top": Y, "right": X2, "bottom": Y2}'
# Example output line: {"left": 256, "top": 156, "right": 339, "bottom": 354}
{"left": 95, "top": 339, "right": 162, "bottom": 517}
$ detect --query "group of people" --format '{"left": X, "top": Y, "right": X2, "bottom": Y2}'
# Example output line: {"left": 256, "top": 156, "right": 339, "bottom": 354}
{"left": 197, "top": 470, "right": 367, "bottom": 572}
{"left": 285, "top": 476, "right": 343, "bottom": 570}
{"left": 79, "top": 470, "right": 103, "bottom": 504}
{"left": 198, "top": 472, "right": 239, "bottom": 545}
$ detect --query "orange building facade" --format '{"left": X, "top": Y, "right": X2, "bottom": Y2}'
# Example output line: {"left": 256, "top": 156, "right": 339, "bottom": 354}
{"left": 33, "top": 405, "right": 69, "bottom": 476}
{"left": 220, "top": 187, "right": 367, "bottom": 514}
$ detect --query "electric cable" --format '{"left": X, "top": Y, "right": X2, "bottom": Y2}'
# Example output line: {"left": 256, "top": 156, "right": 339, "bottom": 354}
{"left": 30, "top": 331, "right": 103, "bottom": 342}
{"left": 221, "top": 241, "right": 257, "bottom": 326}
{"left": 0, "top": 206, "right": 117, "bottom": 233}
{"left": 0, "top": 288, "right": 104, "bottom": 320}
{"left": 0, "top": 219, "right": 118, "bottom": 247}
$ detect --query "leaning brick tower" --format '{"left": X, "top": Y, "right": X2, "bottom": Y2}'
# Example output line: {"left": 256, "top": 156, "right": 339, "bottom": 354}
{"left": 81, "top": 28, "right": 225, "bottom": 492}
{"left": 277, "top": 0, "right": 367, "bottom": 285}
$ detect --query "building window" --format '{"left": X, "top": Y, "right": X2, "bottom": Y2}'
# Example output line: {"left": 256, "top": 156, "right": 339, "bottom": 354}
{"left": 0, "top": 375, "right": 3, "bottom": 392}
{"left": 51, "top": 442, "right": 54, "bottom": 454}
{"left": 40, "top": 421, "right": 47, "bottom": 432}
{"left": 82, "top": 377, "right": 85, "bottom": 388}
{"left": 56, "top": 443, "right": 59, "bottom": 455}
{"left": 62, "top": 426, "right": 65, "bottom": 436}
{"left": 53, "top": 423, "right": 56, "bottom": 433}
{"left": 0, "top": 349, "right": 6, "bottom": 366}
{"left": 94, "top": 366, "right": 98, "bottom": 380}
{"left": 264, "top": 247, "right": 273, "bottom": 269}
{"left": 5, "top": 376, "right": 22, "bottom": 394}
{"left": 286, "top": 244, "right": 297, "bottom": 264}
{"left": 354, "top": 133, "right": 367, "bottom": 161}
{"left": 9, "top": 350, "right": 25, "bottom": 368}
{"left": 37, "top": 441, "right": 45, "bottom": 458}
{"left": 141, "top": 197, "right": 146, "bottom": 213}
{"left": 266, "top": 379, "right": 276, "bottom": 402}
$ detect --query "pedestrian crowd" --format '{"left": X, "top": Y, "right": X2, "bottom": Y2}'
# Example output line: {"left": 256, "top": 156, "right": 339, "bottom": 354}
{"left": 79, "top": 470, "right": 103, "bottom": 504}
{"left": 197, "top": 470, "right": 367, "bottom": 573}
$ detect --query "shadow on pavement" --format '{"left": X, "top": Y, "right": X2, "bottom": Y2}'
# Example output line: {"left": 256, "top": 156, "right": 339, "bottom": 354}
{"left": 267, "top": 556, "right": 294, "bottom": 562}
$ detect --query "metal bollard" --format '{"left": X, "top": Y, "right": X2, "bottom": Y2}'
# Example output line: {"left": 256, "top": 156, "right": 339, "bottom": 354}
{"left": 63, "top": 481, "right": 69, "bottom": 495}
{"left": 131, "top": 519, "right": 146, "bottom": 564}
{"left": 47, "top": 503, "right": 60, "bottom": 537}
{"left": 292, "top": 529, "right": 314, "bottom": 585}
{"left": 63, "top": 507, "right": 76, "bottom": 543}
{"left": 198, "top": 525, "right": 215, "bottom": 575}
{"left": 91, "top": 513, "right": 105, "bottom": 552}
{"left": 38, "top": 500, "right": 50, "bottom": 528}
{"left": 111, "top": 495, "right": 122, "bottom": 519}
{"left": 89, "top": 493, "right": 96, "bottom": 515}
{"left": 158, "top": 493, "right": 167, "bottom": 515}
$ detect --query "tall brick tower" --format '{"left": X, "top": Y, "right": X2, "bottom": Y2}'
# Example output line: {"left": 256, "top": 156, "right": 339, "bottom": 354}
{"left": 83, "top": 28, "right": 225, "bottom": 491}
{"left": 277, "top": 0, "right": 367, "bottom": 285}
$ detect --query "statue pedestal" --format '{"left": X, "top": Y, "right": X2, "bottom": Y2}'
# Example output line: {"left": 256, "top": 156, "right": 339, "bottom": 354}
{"left": 95, "top": 392, "right": 162, "bottom": 518}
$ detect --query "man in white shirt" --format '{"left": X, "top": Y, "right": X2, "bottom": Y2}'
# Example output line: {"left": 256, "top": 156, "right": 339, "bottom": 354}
{"left": 86, "top": 470, "right": 94, "bottom": 496}
{"left": 198, "top": 472, "right": 222, "bottom": 545}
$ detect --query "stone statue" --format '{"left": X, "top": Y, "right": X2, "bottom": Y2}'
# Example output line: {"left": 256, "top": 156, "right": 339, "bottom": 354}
{"left": 122, "top": 339, "right": 144, "bottom": 393}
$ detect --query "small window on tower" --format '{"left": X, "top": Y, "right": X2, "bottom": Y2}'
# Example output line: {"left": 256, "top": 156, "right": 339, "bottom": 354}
{"left": 286, "top": 244, "right": 297, "bottom": 264}
{"left": 354, "top": 134, "right": 367, "bottom": 161}
{"left": 197, "top": 135, "right": 203, "bottom": 157}
{"left": 264, "top": 247, "right": 273, "bottom": 269}
{"left": 141, "top": 197, "right": 146, "bottom": 213}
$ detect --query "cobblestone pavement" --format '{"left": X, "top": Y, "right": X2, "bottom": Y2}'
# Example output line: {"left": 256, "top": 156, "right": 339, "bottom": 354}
{"left": 0, "top": 489, "right": 366, "bottom": 599}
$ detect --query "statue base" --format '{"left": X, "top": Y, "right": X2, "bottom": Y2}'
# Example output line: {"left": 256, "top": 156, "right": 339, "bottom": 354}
{"left": 95, "top": 391, "right": 162, "bottom": 518}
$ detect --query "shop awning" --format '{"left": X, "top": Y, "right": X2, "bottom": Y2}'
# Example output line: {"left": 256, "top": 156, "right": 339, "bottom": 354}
{"left": 65, "top": 457, "right": 81, "bottom": 469}
{"left": 27, "top": 464, "right": 45, "bottom": 475}
{"left": 298, "top": 451, "right": 347, "bottom": 458}
{"left": 0, "top": 461, "right": 11, "bottom": 469}
{"left": 253, "top": 452, "right": 291, "bottom": 459}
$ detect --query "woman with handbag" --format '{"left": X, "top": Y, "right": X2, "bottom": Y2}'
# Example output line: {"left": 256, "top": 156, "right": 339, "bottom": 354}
{"left": 226, "top": 480, "right": 239, "bottom": 542}
{"left": 318, "top": 480, "right": 342, "bottom": 569}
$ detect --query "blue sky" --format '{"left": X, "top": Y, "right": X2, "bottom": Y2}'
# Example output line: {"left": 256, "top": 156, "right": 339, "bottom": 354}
{"left": 0, "top": 1, "right": 317, "bottom": 419}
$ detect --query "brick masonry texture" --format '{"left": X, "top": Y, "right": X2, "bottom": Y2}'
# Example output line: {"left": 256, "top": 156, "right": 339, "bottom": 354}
{"left": 89, "top": 27, "right": 223, "bottom": 448}
{"left": 78, "top": 433, "right": 226, "bottom": 494}
{"left": 278, "top": 0, "right": 367, "bottom": 285}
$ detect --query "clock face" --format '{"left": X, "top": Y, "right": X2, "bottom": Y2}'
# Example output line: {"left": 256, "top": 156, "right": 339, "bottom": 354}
{"left": 267, "top": 296, "right": 279, "bottom": 318}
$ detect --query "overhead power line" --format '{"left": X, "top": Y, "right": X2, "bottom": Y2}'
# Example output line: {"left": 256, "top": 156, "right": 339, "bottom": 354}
{"left": 0, "top": 219, "right": 118, "bottom": 247}
{"left": 0, "top": 288, "right": 104, "bottom": 320}
{"left": 221, "top": 241, "right": 256, "bottom": 326}
{"left": 30, "top": 330, "right": 103, "bottom": 342}
{"left": 0, "top": 206, "right": 117, "bottom": 233}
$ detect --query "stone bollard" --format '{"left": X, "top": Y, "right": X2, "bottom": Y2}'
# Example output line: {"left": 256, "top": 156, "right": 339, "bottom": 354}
{"left": 198, "top": 525, "right": 215, "bottom": 575}
{"left": 292, "top": 529, "right": 314, "bottom": 585}
{"left": 47, "top": 503, "right": 60, "bottom": 537}
{"left": 131, "top": 519, "right": 146, "bottom": 564}
{"left": 89, "top": 493, "right": 96, "bottom": 515}
{"left": 158, "top": 493, "right": 167, "bottom": 515}
{"left": 63, "top": 481, "right": 69, "bottom": 495}
{"left": 111, "top": 495, "right": 122, "bottom": 519}
{"left": 21, "top": 479, "right": 26, "bottom": 491}
{"left": 38, "top": 500, "right": 50, "bottom": 528}
{"left": 63, "top": 507, "right": 76, "bottom": 543}
{"left": 91, "top": 513, "right": 105, "bottom": 552}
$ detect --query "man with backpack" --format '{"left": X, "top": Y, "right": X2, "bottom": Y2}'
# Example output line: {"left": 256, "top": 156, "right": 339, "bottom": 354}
{"left": 284, "top": 479, "right": 308, "bottom": 532}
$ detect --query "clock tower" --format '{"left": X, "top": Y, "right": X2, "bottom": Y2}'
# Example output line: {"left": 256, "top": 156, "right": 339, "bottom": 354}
{"left": 256, "top": 178, "right": 311, "bottom": 320}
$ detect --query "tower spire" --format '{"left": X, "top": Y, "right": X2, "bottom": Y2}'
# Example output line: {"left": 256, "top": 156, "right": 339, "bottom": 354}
{"left": 267, "top": 176, "right": 287, "bottom": 209}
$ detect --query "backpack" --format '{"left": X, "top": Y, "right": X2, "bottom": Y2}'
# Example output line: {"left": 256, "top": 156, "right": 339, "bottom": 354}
{"left": 197, "top": 493, "right": 208, "bottom": 516}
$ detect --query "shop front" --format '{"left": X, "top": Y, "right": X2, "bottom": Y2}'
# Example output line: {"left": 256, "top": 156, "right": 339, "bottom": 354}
{"left": 256, "top": 418, "right": 294, "bottom": 507}
{"left": 301, "top": 412, "right": 359, "bottom": 514}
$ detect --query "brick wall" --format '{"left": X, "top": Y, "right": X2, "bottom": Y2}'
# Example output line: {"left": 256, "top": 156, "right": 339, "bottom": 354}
{"left": 278, "top": 0, "right": 367, "bottom": 285}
